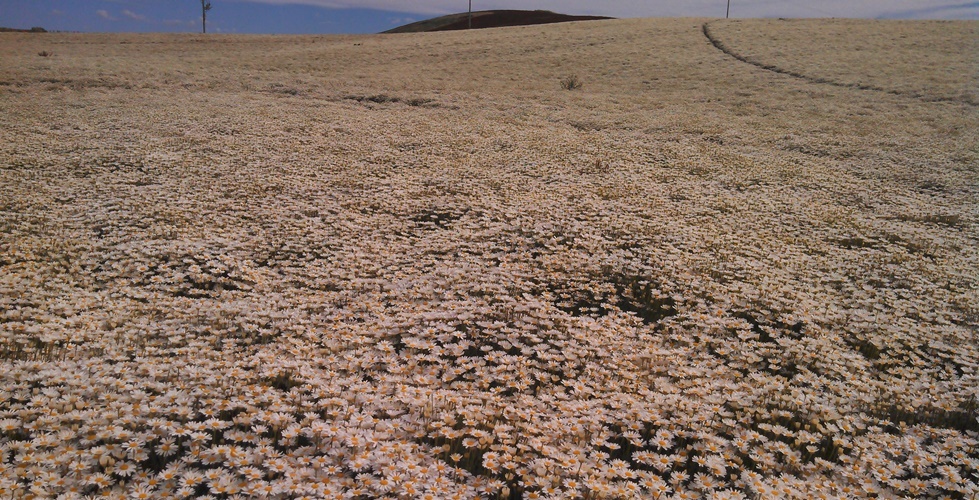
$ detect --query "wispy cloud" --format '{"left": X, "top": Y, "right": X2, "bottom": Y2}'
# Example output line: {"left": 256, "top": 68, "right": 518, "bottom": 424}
{"left": 52, "top": 9, "right": 66, "bottom": 16}
{"left": 122, "top": 10, "right": 147, "bottom": 21}
{"left": 878, "top": 1, "right": 979, "bottom": 18}
{"left": 96, "top": 9, "right": 117, "bottom": 21}
{"left": 230, "top": 0, "right": 979, "bottom": 19}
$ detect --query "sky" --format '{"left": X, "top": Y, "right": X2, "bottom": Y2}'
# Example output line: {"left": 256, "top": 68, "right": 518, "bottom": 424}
{"left": 2, "top": 1, "right": 977, "bottom": 34}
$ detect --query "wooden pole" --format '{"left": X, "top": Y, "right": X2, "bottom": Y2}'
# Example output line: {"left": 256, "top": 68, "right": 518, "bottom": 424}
{"left": 202, "top": 0, "right": 212, "bottom": 33}
{"left": 469, "top": 1, "right": 472, "bottom": 29}
{"left": 726, "top": 0, "right": 731, "bottom": 18}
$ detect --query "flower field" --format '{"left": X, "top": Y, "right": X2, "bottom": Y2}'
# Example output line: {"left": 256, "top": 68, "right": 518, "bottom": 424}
{"left": 1, "top": 17, "right": 977, "bottom": 499}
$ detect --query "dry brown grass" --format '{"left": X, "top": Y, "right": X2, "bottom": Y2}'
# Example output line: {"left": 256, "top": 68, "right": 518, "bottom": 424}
{"left": 1, "top": 18, "right": 977, "bottom": 499}
{"left": 706, "top": 18, "right": 979, "bottom": 104}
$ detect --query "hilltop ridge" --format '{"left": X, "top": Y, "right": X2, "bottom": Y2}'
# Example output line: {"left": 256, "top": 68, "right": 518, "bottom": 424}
{"left": 383, "top": 9, "right": 613, "bottom": 33}
{"left": 0, "top": 26, "right": 47, "bottom": 33}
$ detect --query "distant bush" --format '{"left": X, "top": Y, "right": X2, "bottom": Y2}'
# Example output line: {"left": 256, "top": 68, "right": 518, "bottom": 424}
{"left": 37, "top": 51, "right": 52, "bottom": 57}
{"left": 560, "top": 74, "right": 583, "bottom": 90}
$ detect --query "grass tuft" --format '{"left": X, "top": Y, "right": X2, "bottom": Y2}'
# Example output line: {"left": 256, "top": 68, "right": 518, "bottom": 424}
{"left": 560, "top": 74, "right": 583, "bottom": 90}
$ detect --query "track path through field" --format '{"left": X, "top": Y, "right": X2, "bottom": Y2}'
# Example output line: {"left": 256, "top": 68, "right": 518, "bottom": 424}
{"left": 702, "top": 20, "right": 979, "bottom": 106}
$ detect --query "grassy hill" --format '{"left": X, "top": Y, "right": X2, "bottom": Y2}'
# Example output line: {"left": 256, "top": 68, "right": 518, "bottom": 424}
{"left": 383, "top": 9, "right": 612, "bottom": 33}
{"left": 0, "top": 26, "right": 46, "bottom": 33}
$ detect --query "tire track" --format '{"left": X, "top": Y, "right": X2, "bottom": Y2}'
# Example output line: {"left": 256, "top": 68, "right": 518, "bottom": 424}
{"left": 701, "top": 21, "right": 977, "bottom": 107}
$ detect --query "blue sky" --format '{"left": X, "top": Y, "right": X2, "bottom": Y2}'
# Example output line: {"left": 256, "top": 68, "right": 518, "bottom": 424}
{"left": 2, "top": 1, "right": 977, "bottom": 34}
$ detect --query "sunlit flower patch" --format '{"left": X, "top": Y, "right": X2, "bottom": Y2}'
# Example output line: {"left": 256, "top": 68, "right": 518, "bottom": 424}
{"left": 1, "top": 16, "right": 977, "bottom": 500}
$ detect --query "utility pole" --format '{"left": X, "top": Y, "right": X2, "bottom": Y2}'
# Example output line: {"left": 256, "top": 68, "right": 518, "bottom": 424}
{"left": 468, "top": 1, "right": 472, "bottom": 29}
{"left": 726, "top": 0, "right": 731, "bottom": 18}
{"left": 202, "top": 0, "right": 212, "bottom": 33}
